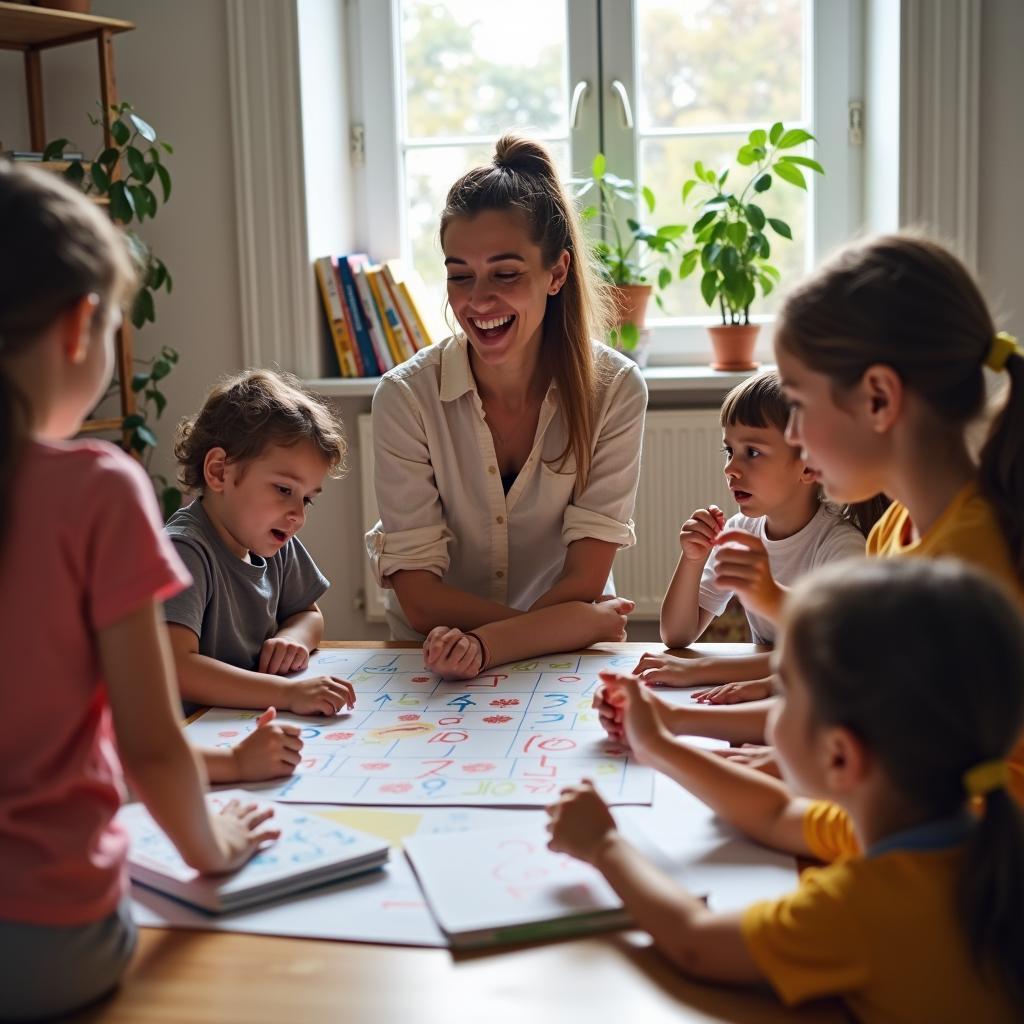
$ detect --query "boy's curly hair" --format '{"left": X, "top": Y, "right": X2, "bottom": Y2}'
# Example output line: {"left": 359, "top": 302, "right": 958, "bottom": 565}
{"left": 174, "top": 369, "right": 347, "bottom": 492}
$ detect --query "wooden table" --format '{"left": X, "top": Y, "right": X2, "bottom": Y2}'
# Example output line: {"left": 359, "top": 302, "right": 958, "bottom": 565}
{"left": 75, "top": 643, "right": 844, "bottom": 1023}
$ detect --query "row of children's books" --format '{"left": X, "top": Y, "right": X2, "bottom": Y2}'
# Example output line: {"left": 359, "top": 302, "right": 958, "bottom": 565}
{"left": 315, "top": 254, "right": 444, "bottom": 377}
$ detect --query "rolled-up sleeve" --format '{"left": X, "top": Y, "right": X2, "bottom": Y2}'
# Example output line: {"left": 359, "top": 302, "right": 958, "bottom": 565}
{"left": 562, "top": 362, "right": 647, "bottom": 548}
{"left": 365, "top": 376, "right": 453, "bottom": 589}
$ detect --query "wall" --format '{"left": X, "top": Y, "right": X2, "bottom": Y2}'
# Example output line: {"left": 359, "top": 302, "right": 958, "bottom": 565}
{"left": 3, "top": 0, "right": 1021, "bottom": 647}
{"left": 977, "top": 0, "right": 1024, "bottom": 337}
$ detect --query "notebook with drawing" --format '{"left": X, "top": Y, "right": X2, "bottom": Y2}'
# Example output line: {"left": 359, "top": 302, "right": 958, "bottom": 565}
{"left": 119, "top": 791, "right": 390, "bottom": 913}
{"left": 404, "top": 824, "right": 629, "bottom": 948}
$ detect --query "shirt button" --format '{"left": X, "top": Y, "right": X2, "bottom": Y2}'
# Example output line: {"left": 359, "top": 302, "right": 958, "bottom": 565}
{"left": 488, "top": 465, "right": 497, "bottom": 475}
{"left": 496, "top": 570, "right": 504, "bottom": 578}
{"left": 496, "top": 515, "right": 504, "bottom": 524}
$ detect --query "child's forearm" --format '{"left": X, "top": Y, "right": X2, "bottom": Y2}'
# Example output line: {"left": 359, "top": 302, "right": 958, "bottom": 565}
{"left": 643, "top": 731, "right": 810, "bottom": 855}
{"left": 673, "top": 653, "right": 773, "bottom": 685}
{"left": 176, "top": 652, "right": 288, "bottom": 709}
{"left": 660, "top": 556, "right": 709, "bottom": 647}
{"left": 663, "top": 698, "right": 774, "bottom": 745}
{"left": 200, "top": 746, "right": 239, "bottom": 784}
{"left": 275, "top": 606, "right": 323, "bottom": 651}
{"left": 594, "top": 833, "right": 722, "bottom": 968}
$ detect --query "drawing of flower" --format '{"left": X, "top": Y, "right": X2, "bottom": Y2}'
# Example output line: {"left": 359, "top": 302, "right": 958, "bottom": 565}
{"left": 483, "top": 715, "right": 513, "bottom": 724}
{"left": 398, "top": 713, "right": 421, "bottom": 721}
{"left": 217, "top": 731, "right": 239, "bottom": 738}
{"left": 380, "top": 782, "right": 414, "bottom": 793}
{"left": 361, "top": 762, "right": 391, "bottom": 771}
{"left": 489, "top": 698, "right": 520, "bottom": 707}
{"left": 325, "top": 731, "right": 355, "bottom": 741}
{"left": 462, "top": 763, "right": 496, "bottom": 773}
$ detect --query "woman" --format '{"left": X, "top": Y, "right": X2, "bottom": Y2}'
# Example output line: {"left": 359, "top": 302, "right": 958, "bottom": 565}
{"left": 366, "top": 135, "right": 647, "bottom": 677}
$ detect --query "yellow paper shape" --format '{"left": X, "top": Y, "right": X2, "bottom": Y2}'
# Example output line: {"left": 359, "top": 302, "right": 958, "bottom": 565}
{"left": 314, "top": 807, "right": 424, "bottom": 848}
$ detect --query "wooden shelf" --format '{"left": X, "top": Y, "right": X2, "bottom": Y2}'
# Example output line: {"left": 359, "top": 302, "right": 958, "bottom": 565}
{"left": 0, "top": 2, "right": 133, "bottom": 50}
{"left": 78, "top": 417, "right": 123, "bottom": 434}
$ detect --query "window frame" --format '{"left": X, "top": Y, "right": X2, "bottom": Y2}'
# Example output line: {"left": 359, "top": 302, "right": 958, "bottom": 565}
{"left": 349, "top": 0, "right": 863, "bottom": 365}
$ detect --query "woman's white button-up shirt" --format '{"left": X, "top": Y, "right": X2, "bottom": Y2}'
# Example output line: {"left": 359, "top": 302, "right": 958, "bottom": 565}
{"left": 365, "top": 335, "right": 648, "bottom": 638}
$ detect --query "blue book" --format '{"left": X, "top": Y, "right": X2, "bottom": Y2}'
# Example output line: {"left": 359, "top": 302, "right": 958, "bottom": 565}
{"left": 336, "top": 255, "right": 380, "bottom": 377}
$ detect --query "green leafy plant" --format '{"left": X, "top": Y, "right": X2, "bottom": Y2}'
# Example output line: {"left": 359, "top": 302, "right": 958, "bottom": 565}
{"left": 44, "top": 103, "right": 181, "bottom": 516}
{"left": 678, "top": 122, "right": 824, "bottom": 326}
{"left": 573, "top": 154, "right": 687, "bottom": 348}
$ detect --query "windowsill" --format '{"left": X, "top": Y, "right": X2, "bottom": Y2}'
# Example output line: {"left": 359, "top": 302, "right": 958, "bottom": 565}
{"left": 306, "top": 363, "right": 770, "bottom": 399}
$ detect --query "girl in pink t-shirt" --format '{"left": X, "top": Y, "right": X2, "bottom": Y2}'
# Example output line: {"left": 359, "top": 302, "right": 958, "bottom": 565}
{"left": 0, "top": 165, "right": 279, "bottom": 1019}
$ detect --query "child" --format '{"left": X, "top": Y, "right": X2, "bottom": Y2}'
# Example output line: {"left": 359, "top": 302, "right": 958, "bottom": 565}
{"left": 601, "top": 234, "right": 1024, "bottom": 793}
{"left": 164, "top": 370, "right": 356, "bottom": 716}
{"left": 645, "top": 370, "right": 867, "bottom": 703}
{"left": 0, "top": 164, "right": 277, "bottom": 1019}
{"left": 548, "top": 559, "right": 1024, "bottom": 1021}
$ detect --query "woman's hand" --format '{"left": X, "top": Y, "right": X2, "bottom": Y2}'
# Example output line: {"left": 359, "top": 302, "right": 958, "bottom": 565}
{"left": 583, "top": 595, "right": 635, "bottom": 643}
{"left": 679, "top": 505, "right": 726, "bottom": 563}
{"left": 712, "top": 530, "right": 785, "bottom": 623}
{"left": 422, "top": 626, "right": 486, "bottom": 680}
{"left": 546, "top": 779, "right": 618, "bottom": 864}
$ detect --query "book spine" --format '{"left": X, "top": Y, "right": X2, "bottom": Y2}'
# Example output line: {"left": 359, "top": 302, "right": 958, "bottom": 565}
{"left": 383, "top": 263, "right": 426, "bottom": 352}
{"left": 314, "top": 257, "right": 355, "bottom": 377}
{"left": 365, "top": 268, "right": 404, "bottom": 366}
{"left": 351, "top": 261, "right": 395, "bottom": 372}
{"left": 396, "top": 280, "right": 430, "bottom": 350}
{"left": 331, "top": 258, "right": 365, "bottom": 376}
{"left": 335, "top": 256, "right": 378, "bottom": 376}
{"left": 379, "top": 273, "right": 416, "bottom": 362}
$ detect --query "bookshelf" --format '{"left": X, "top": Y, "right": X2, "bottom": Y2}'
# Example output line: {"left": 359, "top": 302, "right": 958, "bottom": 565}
{"left": 0, "top": 0, "right": 136, "bottom": 435}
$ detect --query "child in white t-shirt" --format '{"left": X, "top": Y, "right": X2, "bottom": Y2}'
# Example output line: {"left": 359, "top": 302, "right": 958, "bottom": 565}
{"left": 641, "top": 371, "right": 870, "bottom": 704}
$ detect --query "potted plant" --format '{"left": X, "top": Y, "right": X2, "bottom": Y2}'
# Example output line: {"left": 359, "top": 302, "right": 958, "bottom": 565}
{"left": 44, "top": 102, "right": 181, "bottom": 516}
{"left": 678, "top": 122, "right": 824, "bottom": 370}
{"left": 573, "top": 154, "right": 686, "bottom": 360}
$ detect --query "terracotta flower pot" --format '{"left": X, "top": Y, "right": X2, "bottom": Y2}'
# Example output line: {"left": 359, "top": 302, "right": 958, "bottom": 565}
{"left": 707, "top": 324, "right": 761, "bottom": 371}
{"left": 611, "top": 284, "right": 652, "bottom": 331}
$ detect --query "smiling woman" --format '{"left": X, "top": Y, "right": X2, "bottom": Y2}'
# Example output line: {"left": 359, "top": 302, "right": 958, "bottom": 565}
{"left": 365, "top": 136, "right": 648, "bottom": 677}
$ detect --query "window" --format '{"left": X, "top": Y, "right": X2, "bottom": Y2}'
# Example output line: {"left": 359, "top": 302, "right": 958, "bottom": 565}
{"left": 351, "top": 0, "right": 862, "bottom": 363}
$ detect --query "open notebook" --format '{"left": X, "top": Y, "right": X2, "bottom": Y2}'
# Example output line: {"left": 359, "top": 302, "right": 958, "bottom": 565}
{"left": 119, "top": 791, "right": 390, "bottom": 914}
{"left": 405, "top": 823, "right": 629, "bottom": 948}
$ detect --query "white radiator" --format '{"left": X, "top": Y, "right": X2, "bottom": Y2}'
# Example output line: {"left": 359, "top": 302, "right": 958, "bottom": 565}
{"left": 358, "top": 408, "right": 730, "bottom": 624}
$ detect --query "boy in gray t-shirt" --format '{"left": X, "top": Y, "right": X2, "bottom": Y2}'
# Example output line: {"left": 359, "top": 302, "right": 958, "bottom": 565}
{"left": 164, "top": 369, "right": 355, "bottom": 717}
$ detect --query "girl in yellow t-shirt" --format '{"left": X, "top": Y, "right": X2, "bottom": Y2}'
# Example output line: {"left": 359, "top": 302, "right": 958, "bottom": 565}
{"left": 774, "top": 232, "right": 1023, "bottom": 603}
{"left": 547, "top": 558, "right": 1024, "bottom": 1022}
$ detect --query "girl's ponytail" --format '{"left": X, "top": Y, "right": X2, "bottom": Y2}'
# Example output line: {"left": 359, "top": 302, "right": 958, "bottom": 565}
{"left": 960, "top": 780, "right": 1024, "bottom": 1008}
{"left": 978, "top": 337, "right": 1024, "bottom": 578}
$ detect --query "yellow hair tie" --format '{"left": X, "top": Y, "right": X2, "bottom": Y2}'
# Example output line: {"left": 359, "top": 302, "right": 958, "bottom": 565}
{"left": 985, "top": 332, "right": 1020, "bottom": 372}
{"left": 963, "top": 759, "right": 1009, "bottom": 797}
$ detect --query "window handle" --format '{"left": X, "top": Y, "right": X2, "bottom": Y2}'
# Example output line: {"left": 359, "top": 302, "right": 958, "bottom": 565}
{"left": 610, "top": 79, "right": 634, "bottom": 129}
{"left": 569, "top": 80, "right": 589, "bottom": 129}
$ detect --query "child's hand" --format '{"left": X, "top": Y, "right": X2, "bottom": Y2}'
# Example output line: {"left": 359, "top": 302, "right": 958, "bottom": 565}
{"left": 679, "top": 504, "right": 726, "bottom": 563}
{"left": 713, "top": 744, "right": 782, "bottom": 778}
{"left": 259, "top": 636, "right": 310, "bottom": 675}
{"left": 545, "top": 779, "right": 617, "bottom": 864}
{"left": 230, "top": 707, "right": 304, "bottom": 781}
{"left": 713, "top": 530, "right": 784, "bottom": 623}
{"left": 284, "top": 676, "right": 355, "bottom": 716}
{"left": 599, "top": 670, "right": 672, "bottom": 760}
{"left": 593, "top": 683, "right": 628, "bottom": 744}
{"left": 206, "top": 798, "right": 281, "bottom": 874}
{"left": 422, "top": 626, "right": 485, "bottom": 680}
{"left": 692, "top": 679, "right": 775, "bottom": 705}
{"left": 632, "top": 651, "right": 700, "bottom": 687}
